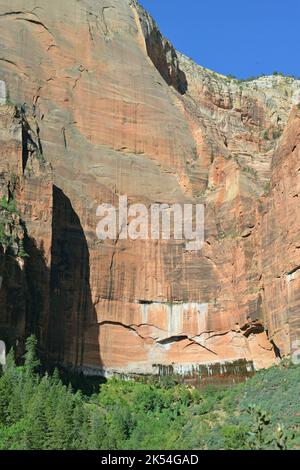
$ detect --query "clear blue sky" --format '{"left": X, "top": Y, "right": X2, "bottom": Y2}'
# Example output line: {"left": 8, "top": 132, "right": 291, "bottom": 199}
{"left": 139, "top": 0, "right": 300, "bottom": 79}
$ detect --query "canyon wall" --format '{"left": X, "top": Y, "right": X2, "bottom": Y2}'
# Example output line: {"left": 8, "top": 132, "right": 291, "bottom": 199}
{"left": 1, "top": 0, "right": 300, "bottom": 376}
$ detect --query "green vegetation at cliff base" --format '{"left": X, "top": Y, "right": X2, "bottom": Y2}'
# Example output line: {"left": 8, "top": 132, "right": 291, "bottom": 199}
{"left": 0, "top": 336, "right": 300, "bottom": 450}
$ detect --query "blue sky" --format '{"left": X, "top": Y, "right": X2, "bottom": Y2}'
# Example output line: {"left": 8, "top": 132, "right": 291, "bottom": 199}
{"left": 139, "top": 0, "right": 300, "bottom": 79}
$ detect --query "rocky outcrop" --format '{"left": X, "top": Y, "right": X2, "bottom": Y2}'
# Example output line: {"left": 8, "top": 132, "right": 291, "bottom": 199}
{"left": 130, "top": 0, "right": 187, "bottom": 94}
{"left": 0, "top": 102, "right": 52, "bottom": 355}
{"left": 259, "top": 108, "right": 300, "bottom": 358}
{"left": 0, "top": 0, "right": 300, "bottom": 378}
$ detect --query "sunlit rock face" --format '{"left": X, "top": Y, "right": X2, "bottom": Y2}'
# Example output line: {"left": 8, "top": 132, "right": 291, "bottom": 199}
{"left": 259, "top": 109, "right": 300, "bottom": 358}
{"left": 0, "top": 0, "right": 299, "bottom": 377}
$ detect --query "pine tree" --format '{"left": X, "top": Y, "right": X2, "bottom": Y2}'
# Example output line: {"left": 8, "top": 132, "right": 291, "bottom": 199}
{"left": 0, "top": 374, "right": 13, "bottom": 425}
{"left": 70, "top": 391, "right": 89, "bottom": 450}
{"left": 47, "top": 385, "right": 75, "bottom": 450}
{"left": 23, "top": 335, "right": 40, "bottom": 378}
{"left": 4, "top": 348, "right": 16, "bottom": 373}
{"left": 23, "top": 391, "right": 48, "bottom": 450}
{"left": 87, "top": 408, "right": 107, "bottom": 450}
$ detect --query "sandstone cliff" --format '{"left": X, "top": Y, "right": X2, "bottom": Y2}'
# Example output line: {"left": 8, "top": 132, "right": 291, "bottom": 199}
{"left": 1, "top": 0, "right": 300, "bottom": 378}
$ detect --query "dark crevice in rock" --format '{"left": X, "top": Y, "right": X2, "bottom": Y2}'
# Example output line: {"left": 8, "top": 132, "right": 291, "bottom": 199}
{"left": 287, "top": 265, "right": 300, "bottom": 277}
{"left": 20, "top": 108, "right": 43, "bottom": 172}
{"left": 107, "top": 230, "right": 122, "bottom": 301}
{"left": 98, "top": 320, "right": 150, "bottom": 341}
{"left": 0, "top": 10, "right": 41, "bottom": 19}
{"left": 0, "top": 11, "right": 24, "bottom": 17}
{"left": 16, "top": 17, "right": 50, "bottom": 33}
{"left": 62, "top": 127, "right": 67, "bottom": 149}
{"left": 158, "top": 335, "right": 188, "bottom": 345}
{"left": 241, "top": 319, "right": 265, "bottom": 337}
{"left": 270, "top": 339, "right": 282, "bottom": 359}
{"left": 0, "top": 58, "right": 30, "bottom": 79}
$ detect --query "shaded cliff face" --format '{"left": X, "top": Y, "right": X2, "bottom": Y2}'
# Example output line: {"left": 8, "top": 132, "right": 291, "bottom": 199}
{"left": 0, "top": 0, "right": 300, "bottom": 375}
{"left": 0, "top": 103, "right": 52, "bottom": 355}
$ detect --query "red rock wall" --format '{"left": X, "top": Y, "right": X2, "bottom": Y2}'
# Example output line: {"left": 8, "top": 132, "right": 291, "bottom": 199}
{"left": 0, "top": 0, "right": 300, "bottom": 376}
{"left": 259, "top": 108, "right": 300, "bottom": 357}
